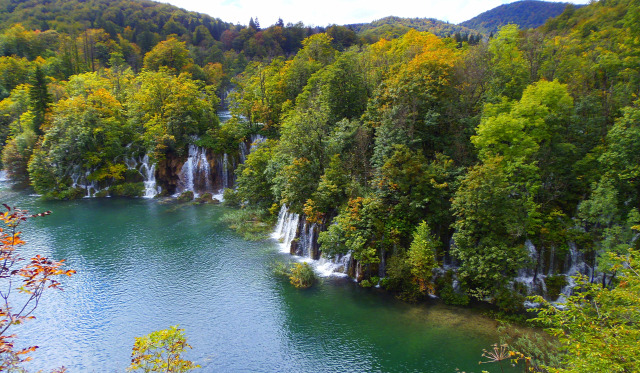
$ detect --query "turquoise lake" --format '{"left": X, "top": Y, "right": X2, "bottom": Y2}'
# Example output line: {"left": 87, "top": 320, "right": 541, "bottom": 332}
{"left": 0, "top": 183, "right": 518, "bottom": 372}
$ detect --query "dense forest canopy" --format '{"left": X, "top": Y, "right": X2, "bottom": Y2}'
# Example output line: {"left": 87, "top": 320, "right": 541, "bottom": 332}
{"left": 0, "top": 0, "right": 639, "bottom": 370}
{"left": 460, "top": 0, "right": 582, "bottom": 35}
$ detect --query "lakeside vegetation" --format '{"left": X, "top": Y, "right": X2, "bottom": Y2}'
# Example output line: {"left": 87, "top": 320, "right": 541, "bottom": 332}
{"left": 0, "top": 0, "right": 638, "bottom": 371}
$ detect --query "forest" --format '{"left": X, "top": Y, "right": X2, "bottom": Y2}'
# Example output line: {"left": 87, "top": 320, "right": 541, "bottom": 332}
{"left": 0, "top": 0, "right": 638, "bottom": 370}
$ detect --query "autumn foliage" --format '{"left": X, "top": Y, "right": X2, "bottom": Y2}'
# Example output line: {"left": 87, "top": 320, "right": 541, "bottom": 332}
{"left": 0, "top": 205, "right": 74, "bottom": 369}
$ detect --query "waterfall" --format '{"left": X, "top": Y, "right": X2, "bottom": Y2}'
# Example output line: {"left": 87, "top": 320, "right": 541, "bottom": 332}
{"left": 69, "top": 168, "right": 104, "bottom": 198}
{"left": 139, "top": 155, "right": 159, "bottom": 198}
{"left": 315, "top": 252, "right": 351, "bottom": 277}
{"left": 271, "top": 205, "right": 351, "bottom": 277}
{"left": 249, "top": 134, "right": 267, "bottom": 151}
{"left": 556, "top": 243, "right": 595, "bottom": 303}
{"left": 178, "top": 145, "right": 213, "bottom": 197}
{"left": 222, "top": 153, "right": 230, "bottom": 189}
{"left": 547, "top": 246, "right": 555, "bottom": 275}
{"left": 271, "top": 205, "right": 300, "bottom": 253}
{"left": 295, "top": 222, "right": 317, "bottom": 257}
{"left": 239, "top": 141, "right": 250, "bottom": 164}
{"left": 379, "top": 247, "right": 386, "bottom": 278}
{"left": 514, "top": 240, "right": 545, "bottom": 296}
{"left": 125, "top": 155, "right": 160, "bottom": 198}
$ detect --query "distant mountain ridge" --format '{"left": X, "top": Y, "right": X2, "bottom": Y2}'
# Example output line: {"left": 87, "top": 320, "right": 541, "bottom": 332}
{"left": 459, "top": 0, "right": 584, "bottom": 34}
{"left": 346, "top": 16, "right": 477, "bottom": 41}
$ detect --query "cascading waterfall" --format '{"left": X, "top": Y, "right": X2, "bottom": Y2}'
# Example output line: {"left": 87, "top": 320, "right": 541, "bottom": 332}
{"left": 379, "top": 247, "right": 386, "bottom": 278}
{"left": 125, "top": 155, "right": 160, "bottom": 198}
{"left": 70, "top": 168, "right": 103, "bottom": 198}
{"left": 514, "top": 240, "right": 548, "bottom": 301}
{"left": 222, "top": 153, "right": 229, "bottom": 189}
{"left": 271, "top": 205, "right": 300, "bottom": 253}
{"left": 271, "top": 205, "right": 351, "bottom": 277}
{"left": 315, "top": 252, "right": 351, "bottom": 278}
{"left": 178, "top": 145, "right": 213, "bottom": 197}
{"left": 249, "top": 134, "right": 267, "bottom": 151}
{"left": 239, "top": 141, "right": 250, "bottom": 164}
{"left": 139, "top": 155, "right": 159, "bottom": 198}
{"left": 555, "top": 242, "right": 597, "bottom": 304}
{"left": 216, "top": 135, "right": 267, "bottom": 200}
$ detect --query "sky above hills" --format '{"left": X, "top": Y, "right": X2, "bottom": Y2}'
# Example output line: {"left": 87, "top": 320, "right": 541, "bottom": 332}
{"left": 161, "top": 0, "right": 590, "bottom": 27}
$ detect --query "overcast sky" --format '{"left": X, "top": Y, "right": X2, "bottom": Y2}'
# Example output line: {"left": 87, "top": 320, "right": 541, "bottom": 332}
{"left": 161, "top": 0, "right": 591, "bottom": 27}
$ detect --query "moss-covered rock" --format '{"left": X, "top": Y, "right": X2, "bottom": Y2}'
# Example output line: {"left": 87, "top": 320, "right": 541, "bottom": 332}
{"left": 196, "top": 192, "right": 214, "bottom": 204}
{"left": 177, "top": 190, "right": 194, "bottom": 202}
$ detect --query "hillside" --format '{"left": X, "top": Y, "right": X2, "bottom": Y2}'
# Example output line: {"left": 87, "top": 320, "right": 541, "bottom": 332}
{"left": 347, "top": 16, "right": 479, "bottom": 42}
{"left": 0, "top": 0, "right": 233, "bottom": 47}
{"left": 460, "top": 0, "right": 579, "bottom": 34}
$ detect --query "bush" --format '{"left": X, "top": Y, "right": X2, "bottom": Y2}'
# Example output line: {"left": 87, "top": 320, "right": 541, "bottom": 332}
{"left": 111, "top": 182, "right": 144, "bottom": 198}
{"left": 436, "top": 271, "right": 470, "bottom": 306}
{"left": 222, "top": 188, "right": 241, "bottom": 206}
{"left": 221, "top": 207, "right": 273, "bottom": 241}
{"left": 272, "top": 261, "right": 291, "bottom": 277}
{"left": 385, "top": 253, "right": 422, "bottom": 302}
{"left": 544, "top": 275, "right": 568, "bottom": 300}
{"left": 494, "top": 287, "right": 525, "bottom": 313}
{"left": 360, "top": 279, "right": 373, "bottom": 288}
{"left": 439, "top": 283, "right": 470, "bottom": 306}
{"left": 289, "top": 262, "right": 315, "bottom": 288}
{"left": 128, "top": 325, "right": 199, "bottom": 372}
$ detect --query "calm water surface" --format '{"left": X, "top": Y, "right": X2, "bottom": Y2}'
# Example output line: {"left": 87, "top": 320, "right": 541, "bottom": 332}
{"left": 0, "top": 183, "right": 517, "bottom": 372}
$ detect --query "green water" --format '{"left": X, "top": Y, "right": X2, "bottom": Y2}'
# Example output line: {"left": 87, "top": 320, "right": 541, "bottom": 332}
{"left": 0, "top": 184, "right": 519, "bottom": 372}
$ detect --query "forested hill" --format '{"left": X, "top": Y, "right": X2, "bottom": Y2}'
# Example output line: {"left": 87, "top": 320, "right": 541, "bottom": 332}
{"left": 460, "top": 0, "right": 580, "bottom": 34}
{"left": 0, "top": 0, "right": 340, "bottom": 62}
{"left": 0, "top": 0, "right": 233, "bottom": 43}
{"left": 346, "top": 16, "right": 478, "bottom": 43}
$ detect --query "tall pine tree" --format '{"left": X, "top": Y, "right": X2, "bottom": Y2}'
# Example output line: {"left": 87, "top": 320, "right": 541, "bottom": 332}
{"left": 29, "top": 65, "right": 51, "bottom": 136}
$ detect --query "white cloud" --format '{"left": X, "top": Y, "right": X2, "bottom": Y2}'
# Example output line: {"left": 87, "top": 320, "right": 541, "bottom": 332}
{"left": 162, "top": 0, "right": 590, "bottom": 27}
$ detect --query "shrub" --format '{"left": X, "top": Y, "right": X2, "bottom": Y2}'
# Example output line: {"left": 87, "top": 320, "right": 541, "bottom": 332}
{"left": 111, "top": 182, "right": 144, "bottom": 198}
{"left": 222, "top": 188, "right": 241, "bottom": 206}
{"left": 221, "top": 207, "right": 273, "bottom": 241}
{"left": 128, "top": 325, "right": 199, "bottom": 372}
{"left": 289, "top": 262, "right": 315, "bottom": 288}
{"left": 360, "top": 279, "right": 373, "bottom": 288}
{"left": 544, "top": 275, "right": 568, "bottom": 300}
{"left": 436, "top": 270, "right": 470, "bottom": 306}
{"left": 494, "top": 287, "right": 525, "bottom": 313}
{"left": 439, "top": 283, "right": 470, "bottom": 306}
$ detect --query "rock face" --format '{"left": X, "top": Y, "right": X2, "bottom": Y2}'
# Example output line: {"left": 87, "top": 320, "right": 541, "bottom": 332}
{"left": 155, "top": 145, "right": 240, "bottom": 197}
{"left": 156, "top": 152, "right": 183, "bottom": 195}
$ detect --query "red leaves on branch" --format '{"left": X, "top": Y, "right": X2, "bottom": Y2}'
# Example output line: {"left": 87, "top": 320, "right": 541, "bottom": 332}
{"left": 0, "top": 205, "right": 74, "bottom": 370}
